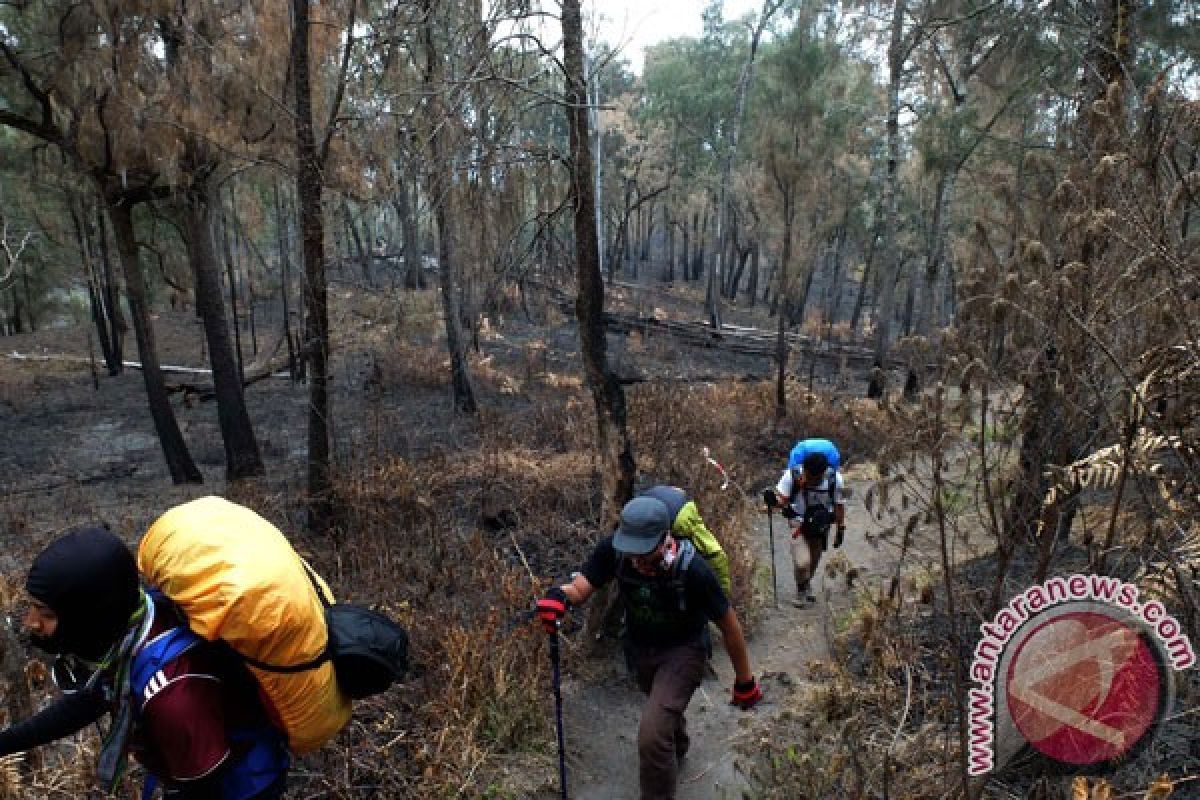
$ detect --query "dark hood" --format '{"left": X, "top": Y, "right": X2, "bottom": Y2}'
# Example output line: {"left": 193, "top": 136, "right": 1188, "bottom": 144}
{"left": 25, "top": 525, "right": 141, "bottom": 661}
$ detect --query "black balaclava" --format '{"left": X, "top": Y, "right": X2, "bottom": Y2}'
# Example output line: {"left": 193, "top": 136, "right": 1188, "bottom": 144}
{"left": 24, "top": 525, "right": 141, "bottom": 662}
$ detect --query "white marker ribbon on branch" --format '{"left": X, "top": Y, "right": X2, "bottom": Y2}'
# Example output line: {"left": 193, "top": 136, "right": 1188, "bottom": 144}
{"left": 702, "top": 446, "right": 730, "bottom": 491}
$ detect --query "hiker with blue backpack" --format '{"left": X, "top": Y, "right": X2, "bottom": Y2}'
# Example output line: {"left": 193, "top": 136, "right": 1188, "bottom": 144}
{"left": 1, "top": 525, "right": 290, "bottom": 799}
{"left": 764, "top": 438, "right": 847, "bottom": 607}
{"left": 536, "top": 495, "right": 761, "bottom": 800}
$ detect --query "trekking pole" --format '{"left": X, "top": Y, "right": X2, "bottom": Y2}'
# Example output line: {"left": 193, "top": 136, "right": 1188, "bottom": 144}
{"left": 548, "top": 629, "right": 569, "bottom": 800}
{"left": 765, "top": 507, "right": 779, "bottom": 607}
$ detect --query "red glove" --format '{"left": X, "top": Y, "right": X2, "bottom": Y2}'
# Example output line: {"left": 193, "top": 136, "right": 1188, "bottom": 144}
{"left": 731, "top": 678, "right": 762, "bottom": 710}
{"left": 535, "top": 587, "right": 570, "bottom": 634}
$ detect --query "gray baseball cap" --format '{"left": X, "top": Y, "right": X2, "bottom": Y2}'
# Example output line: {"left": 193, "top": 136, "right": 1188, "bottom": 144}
{"left": 612, "top": 496, "right": 671, "bottom": 555}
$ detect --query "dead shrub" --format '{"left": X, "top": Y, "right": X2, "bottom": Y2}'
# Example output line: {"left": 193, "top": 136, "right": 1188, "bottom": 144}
{"left": 374, "top": 341, "right": 451, "bottom": 390}
{"left": 477, "top": 391, "right": 595, "bottom": 456}
{"left": 0, "top": 361, "right": 80, "bottom": 414}
{"left": 738, "top": 593, "right": 961, "bottom": 799}
{"left": 296, "top": 455, "right": 584, "bottom": 800}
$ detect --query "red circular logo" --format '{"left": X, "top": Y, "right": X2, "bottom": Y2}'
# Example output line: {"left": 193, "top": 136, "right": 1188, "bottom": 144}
{"left": 1004, "top": 610, "right": 1164, "bottom": 766}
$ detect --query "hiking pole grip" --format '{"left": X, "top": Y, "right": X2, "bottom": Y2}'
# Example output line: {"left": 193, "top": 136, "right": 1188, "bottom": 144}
{"left": 548, "top": 631, "right": 569, "bottom": 800}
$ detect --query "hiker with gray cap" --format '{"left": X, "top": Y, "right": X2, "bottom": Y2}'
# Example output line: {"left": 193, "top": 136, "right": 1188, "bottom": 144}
{"left": 536, "top": 495, "right": 761, "bottom": 800}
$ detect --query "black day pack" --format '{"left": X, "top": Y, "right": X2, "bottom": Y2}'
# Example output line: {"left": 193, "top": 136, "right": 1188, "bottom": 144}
{"left": 244, "top": 564, "right": 410, "bottom": 701}
{"left": 323, "top": 602, "right": 410, "bottom": 700}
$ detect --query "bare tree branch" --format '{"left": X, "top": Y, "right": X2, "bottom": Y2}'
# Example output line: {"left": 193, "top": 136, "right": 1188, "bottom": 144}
{"left": 0, "top": 222, "right": 34, "bottom": 290}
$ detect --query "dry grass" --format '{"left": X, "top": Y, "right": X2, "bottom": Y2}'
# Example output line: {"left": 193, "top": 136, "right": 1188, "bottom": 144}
{"left": 0, "top": 313, "right": 902, "bottom": 799}
{"left": 739, "top": 583, "right": 1197, "bottom": 800}
{"left": 0, "top": 360, "right": 85, "bottom": 414}
{"left": 374, "top": 341, "right": 454, "bottom": 390}
{"left": 287, "top": 373, "right": 898, "bottom": 797}
{"left": 736, "top": 595, "right": 953, "bottom": 799}
{"left": 292, "top": 444, "right": 586, "bottom": 798}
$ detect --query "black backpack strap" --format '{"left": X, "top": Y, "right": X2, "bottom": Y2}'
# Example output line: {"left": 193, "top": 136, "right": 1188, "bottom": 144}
{"left": 302, "top": 560, "right": 335, "bottom": 608}
{"left": 239, "top": 559, "right": 333, "bottom": 674}
{"left": 240, "top": 647, "right": 328, "bottom": 674}
{"left": 800, "top": 468, "right": 838, "bottom": 507}
{"left": 672, "top": 540, "right": 696, "bottom": 612}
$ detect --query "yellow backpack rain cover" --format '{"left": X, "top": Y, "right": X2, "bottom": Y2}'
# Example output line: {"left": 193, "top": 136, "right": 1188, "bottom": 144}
{"left": 138, "top": 496, "right": 352, "bottom": 754}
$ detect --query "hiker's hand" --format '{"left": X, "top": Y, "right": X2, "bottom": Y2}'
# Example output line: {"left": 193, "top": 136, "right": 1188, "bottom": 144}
{"left": 761, "top": 489, "right": 777, "bottom": 510}
{"left": 536, "top": 587, "right": 570, "bottom": 633}
{"left": 834, "top": 527, "right": 845, "bottom": 548}
{"left": 780, "top": 505, "right": 798, "bottom": 521}
{"left": 731, "top": 678, "right": 762, "bottom": 710}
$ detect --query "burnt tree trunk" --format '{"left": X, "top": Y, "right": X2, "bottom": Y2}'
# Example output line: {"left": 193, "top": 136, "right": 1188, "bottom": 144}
{"left": 69, "top": 194, "right": 121, "bottom": 374}
{"left": 342, "top": 201, "right": 371, "bottom": 285}
{"left": 746, "top": 241, "right": 761, "bottom": 308}
{"left": 272, "top": 181, "right": 299, "bottom": 381}
{"left": 106, "top": 195, "right": 202, "bottom": 484}
{"left": 218, "top": 193, "right": 246, "bottom": 377}
{"left": 562, "top": 0, "right": 635, "bottom": 513}
{"left": 850, "top": 200, "right": 883, "bottom": 336}
{"left": 872, "top": 0, "right": 907, "bottom": 366}
{"left": 95, "top": 201, "right": 126, "bottom": 371}
{"left": 420, "top": 0, "right": 477, "bottom": 413}
{"left": 772, "top": 172, "right": 795, "bottom": 419}
{"left": 182, "top": 171, "right": 264, "bottom": 481}
{"left": 291, "top": 0, "right": 334, "bottom": 529}
{"left": 394, "top": 164, "right": 425, "bottom": 290}
{"left": 663, "top": 206, "right": 675, "bottom": 283}
{"left": 680, "top": 220, "right": 690, "bottom": 283}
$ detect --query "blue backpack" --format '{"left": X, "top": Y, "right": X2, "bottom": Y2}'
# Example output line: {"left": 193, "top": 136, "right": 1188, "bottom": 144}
{"left": 786, "top": 439, "right": 840, "bottom": 532}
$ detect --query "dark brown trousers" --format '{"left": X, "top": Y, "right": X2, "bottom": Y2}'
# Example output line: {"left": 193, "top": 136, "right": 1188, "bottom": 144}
{"left": 630, "top": 640, "right": 708, "bottom": 800}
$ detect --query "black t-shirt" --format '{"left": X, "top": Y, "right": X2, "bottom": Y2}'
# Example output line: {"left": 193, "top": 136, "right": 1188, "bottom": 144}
{"left": 581, "top": 535, "right": 730, "bottom": 647}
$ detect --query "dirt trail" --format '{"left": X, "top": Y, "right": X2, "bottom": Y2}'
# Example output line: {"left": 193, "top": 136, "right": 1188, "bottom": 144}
{"left": 561, "top": 466, "right": 889, "bottom": 800}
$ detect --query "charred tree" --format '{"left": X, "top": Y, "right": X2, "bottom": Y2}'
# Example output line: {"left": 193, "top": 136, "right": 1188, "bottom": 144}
{"left": 562, "top": 0, "right": 636, "bottom": 513}
{"left": 291, "top": 0, "right": 334, "bottom": 529}
{"left": 107, "top": 194, "right": 202, "bottom": 485}
{"left": 418, "top": 0, "right": 478, "bottom": 414}
{"left": 181, "top": 168, "right": 264, "bottom": 481}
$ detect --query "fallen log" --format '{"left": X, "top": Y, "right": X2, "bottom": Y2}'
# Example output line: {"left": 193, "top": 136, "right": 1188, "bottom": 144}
{"left": 6, "top": 332, "right": 302, "bottom": 401}
{"left": 2, "top": 463, "right": 139, "bottom": 497}
{"left": 530, "top": 280, "right": 893, "bottom": 365}
{"left": 6, "top": 351, "right": 211, "bottom": 376}
{"left": 600, "top": 307, "right": 888, "bottom": 365}
{"left": 167, "top": 334, "right": 307, "bottom": 401}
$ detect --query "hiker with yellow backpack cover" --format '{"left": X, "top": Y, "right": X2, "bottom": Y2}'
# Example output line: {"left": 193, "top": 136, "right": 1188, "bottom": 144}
{"left": 0, "top": 496, "right": 407, "bottom": 799}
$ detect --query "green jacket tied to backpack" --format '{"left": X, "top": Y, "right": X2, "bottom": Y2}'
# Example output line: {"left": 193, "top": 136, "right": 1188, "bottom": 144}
{"left": 638, "top": 485, "right": 732, "bottom": 598}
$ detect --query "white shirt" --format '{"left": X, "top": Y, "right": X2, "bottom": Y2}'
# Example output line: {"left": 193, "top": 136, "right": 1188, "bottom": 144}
{"left": 775, "top": 469, "right": 845, "bottom": 525}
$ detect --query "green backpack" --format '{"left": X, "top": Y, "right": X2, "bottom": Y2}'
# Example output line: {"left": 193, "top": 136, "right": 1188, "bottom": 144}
{"left": 639, "top": 485, "right": 732, "bottom": 597}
